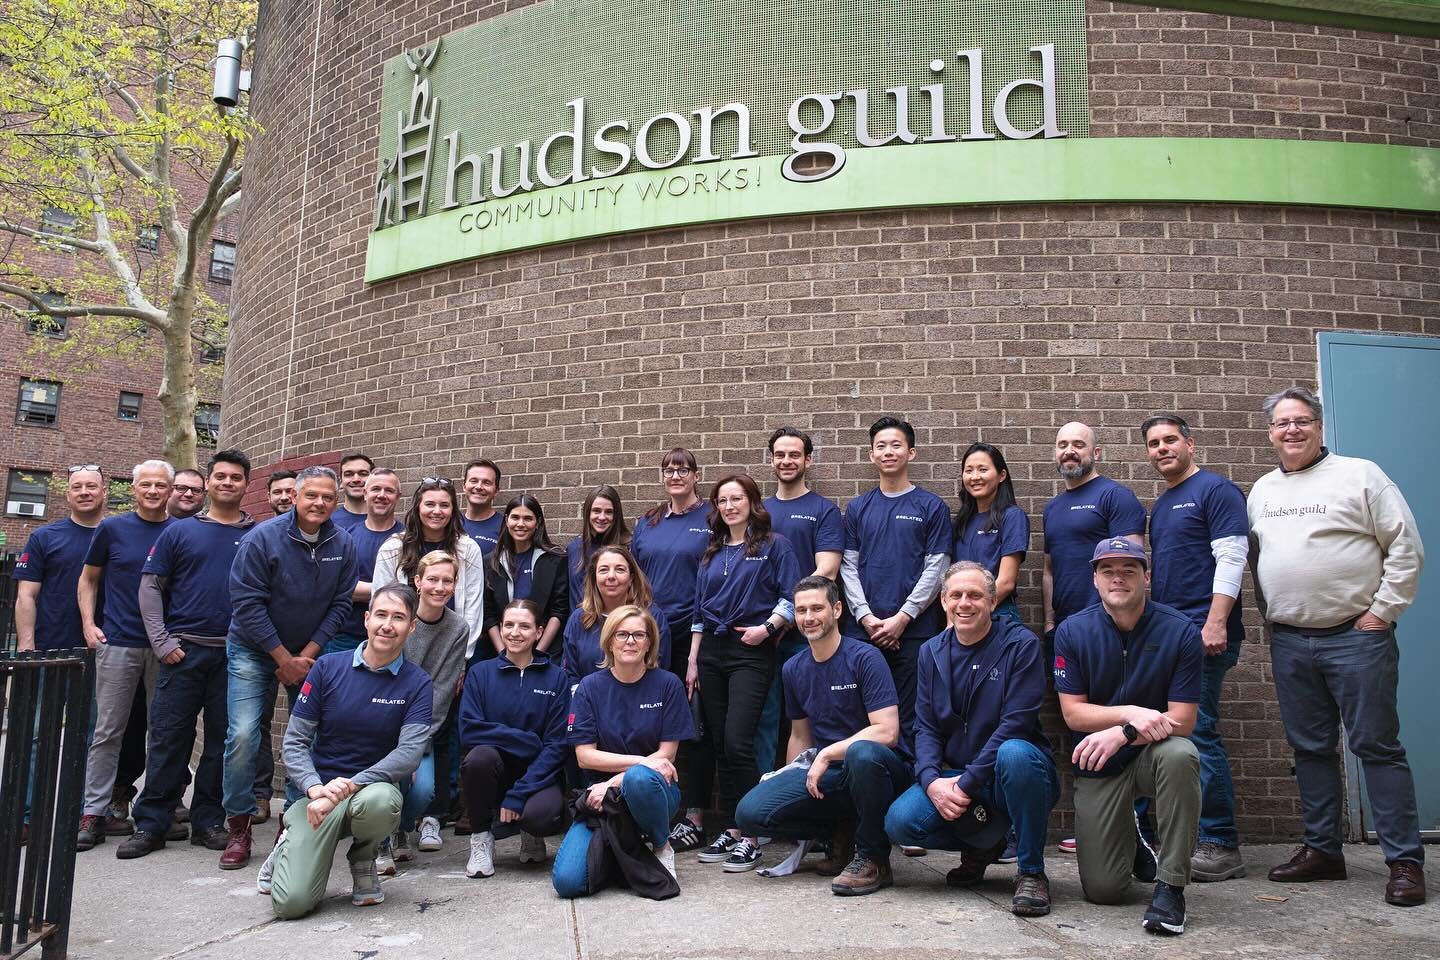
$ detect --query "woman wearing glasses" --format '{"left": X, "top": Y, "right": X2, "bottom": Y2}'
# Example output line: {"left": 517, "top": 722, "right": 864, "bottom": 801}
{"left": 457, "top": 599, "right": 569, "bottom": 879}
{"left": 552, "top": 605, "right": 694, "bottom": 898}
{"left": 690, "top": 474, "right": 802, "bottom": 873}
{"left": 483, "top": 495, "right": 568, "bottom": 657}
{"left": 562, "top": 545, "right": 670, "bottom": 687}
{"left": 372, "top": 476, "right": 487, "bottom": 657}
{"left": 630, "top": 448, "right": 713, "bottom": 852}
{"left": 566, "top": 485, "right": 630, "bottom": 613}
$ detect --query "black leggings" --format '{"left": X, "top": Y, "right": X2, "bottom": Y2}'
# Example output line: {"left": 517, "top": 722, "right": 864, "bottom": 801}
{"left": 460, "top": 745, "right": 565, "bottom": 837}
{"left": 697, "top": 632, "right": 775, "bottom": 830}
{"left": 667, "top": 613, "right": 713, "bottom": 811}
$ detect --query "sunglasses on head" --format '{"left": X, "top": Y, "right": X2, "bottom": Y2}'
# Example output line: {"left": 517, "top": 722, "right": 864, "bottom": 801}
{"left": 69, "top": 464, "right": 101, "bottom": 474}
{"left": 419, "top": 476, "right": 454, "bottom": 489}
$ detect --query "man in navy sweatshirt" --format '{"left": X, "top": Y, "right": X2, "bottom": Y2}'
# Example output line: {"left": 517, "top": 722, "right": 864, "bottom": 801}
{"left": 220, "top": 465, "right": 358, "bottom": 870}
{"left": 884, "top": 562, "right": 1056, "bottom": 916}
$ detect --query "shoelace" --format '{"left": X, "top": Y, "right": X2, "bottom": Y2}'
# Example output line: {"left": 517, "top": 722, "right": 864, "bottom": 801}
{"left": 730, "top": 840, "right": 756, "bottom": 858}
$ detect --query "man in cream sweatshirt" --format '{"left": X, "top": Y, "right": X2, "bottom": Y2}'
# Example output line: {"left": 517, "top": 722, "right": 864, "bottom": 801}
{"left": 1247, "top": 386, "right": 1425, "bottom": 908}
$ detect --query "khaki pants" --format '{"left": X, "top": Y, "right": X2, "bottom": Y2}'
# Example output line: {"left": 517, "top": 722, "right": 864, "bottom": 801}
{"left": 271, "top": 782, "right": 402, "bottom": 919}
{"left": 1073, "top": 737, "right": 1199, "bottom": 903}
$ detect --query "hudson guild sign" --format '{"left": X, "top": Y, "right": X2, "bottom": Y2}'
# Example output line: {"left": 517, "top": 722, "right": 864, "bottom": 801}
{"left": 372, "top": 39, "right": 1070, "bottom": 232}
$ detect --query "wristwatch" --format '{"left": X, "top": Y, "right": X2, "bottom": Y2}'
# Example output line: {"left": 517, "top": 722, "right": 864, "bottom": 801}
{"left": 1121, "top": 722, "right": 1139, "bottom": 744}
{"left": 764, "top": 620, "right": 780, "bottom": 639}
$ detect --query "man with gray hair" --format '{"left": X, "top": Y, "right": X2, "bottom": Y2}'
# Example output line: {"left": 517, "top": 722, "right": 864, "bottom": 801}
{"left": 75, "top": 460, "right": 176, "bottom": 851}
{"left": 219, "top": 464, "right": 358, "bottom": 870}
{"left": 1248, "top": 386, "right": 1426, "bottom": 908}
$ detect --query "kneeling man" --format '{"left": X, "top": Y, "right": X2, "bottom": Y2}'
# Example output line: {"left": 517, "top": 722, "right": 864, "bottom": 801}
{"left": 884, "top": 561, "right": 1057, "bottom": 916}
{"left": 736, "top": 576, "right": 911, "bottom": 896}
{"left": 268, "top": 584, "right": 433, "bottom": 918}
{"left": 1055, "top": 538, "right": 1202, "bottom": 935}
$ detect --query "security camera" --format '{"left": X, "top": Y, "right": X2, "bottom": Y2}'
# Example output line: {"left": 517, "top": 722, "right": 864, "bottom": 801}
{"left": 213, "top": 38, "right": 250, "bottom": 107}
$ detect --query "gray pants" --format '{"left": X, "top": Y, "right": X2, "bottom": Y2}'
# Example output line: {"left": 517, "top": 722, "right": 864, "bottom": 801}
{"left": 271, "top": 783, "right": 402, "bottom": 920}
{"left": 83, "top": 644, "right": 159, "bottom": 816}
{"left": 1074, "top": 737, "right": 1200, "bottom": 903}
{"left": 1271, "top": 624, "right": 1423, "bottom": 864}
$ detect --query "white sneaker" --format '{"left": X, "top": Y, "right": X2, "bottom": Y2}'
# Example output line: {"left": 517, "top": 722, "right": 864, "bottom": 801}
{"left": 418, "top": 816, "right": 443, "bottom": 852}
{"left": 519, "top": 831, "right": 547, "bottom": 864}
{"left": 466, "top": 831, "right": 495, "bottom": 878}
{"left": 375, "top": 837, "right": 396, "bottom": 876}
{"left": 652, "top": 842, "right": 677, "bottom": 881}
{"left": 256, "top": 828, "right": 286, "bottom": 895}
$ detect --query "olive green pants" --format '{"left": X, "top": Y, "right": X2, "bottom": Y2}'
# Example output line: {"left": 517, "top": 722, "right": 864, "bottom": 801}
{"left": 1073, "top": 737, "right": 1199, "bottom": 903}
{"left": 271, "top": 782, "right": 402, "bottom": 919}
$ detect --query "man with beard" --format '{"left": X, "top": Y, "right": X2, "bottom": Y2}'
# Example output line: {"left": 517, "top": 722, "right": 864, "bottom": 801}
{"left": 267, "top": 470, "right": 297, "bottom": 515}
{"left": 167, "top": 468, "right": 206, "bottom": 519}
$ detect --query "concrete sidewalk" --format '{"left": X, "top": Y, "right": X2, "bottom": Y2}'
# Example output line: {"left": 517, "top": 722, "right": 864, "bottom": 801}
{"left": 66, "top": 821, "right": 1435, "bottom": 960}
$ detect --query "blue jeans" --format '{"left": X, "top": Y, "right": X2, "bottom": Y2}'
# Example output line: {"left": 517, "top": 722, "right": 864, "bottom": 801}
{"left": 133, "top": 643, "right": 228, "bottom": 833}
{"left": 323, "top": 633, "right": 363, "bottom": 657}
{"left": 992, "top": 597, "right": 1023, "bottom": 627}
{"left": 885, "top": 739, "right": 1059, "bottom": 875}
{"left": 552, "top": 765, "right": 679, "bottom": 898}
{"left": 222, "top": 640, "right": 290, "bottom": 818}
{"left": 400, "top": 750, "right": 436, "bottom": 829}
{"left": 1271, "top": 624, "right": 1423, "bottom": 864}
{"left": 752, "top": 636, "right": 807, "bottom": 777}
{"left": 737, "top": 739, "right": 913, "bottom": 860}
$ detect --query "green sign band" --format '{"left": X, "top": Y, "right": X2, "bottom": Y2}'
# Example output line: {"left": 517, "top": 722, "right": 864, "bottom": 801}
{"left": 364, "top": 137, "right": 1440, "bottom": 281}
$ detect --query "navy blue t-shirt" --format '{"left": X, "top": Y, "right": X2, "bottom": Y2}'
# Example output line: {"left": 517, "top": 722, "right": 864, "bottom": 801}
{"left": 565, "top": 537, "right": 590, "bottom": 612}
{"left": 511, "top": 548, "right": 537, "bottom": 600}
{"left": 1052, "top": 601, "right": 1203, "bottom": 777}
{"left": 15, "top": 517, "right": 98, "bottom": 651}
{"left": 142, "top": 516, "right": 250, "bottom": 637}
{"left": 692, "top": 533, "right": 803, "bottom": 634}
{"left": 630, "top": 501, "right": 713, "bottom": 623}
{"left": 461, "top": 513, "right": 502, "bottom": 557}
{"left": 1149, "top": 470, "right": 1248, "bottom": 646}
{"left": 291, "top": 648, "right": 432, "bottom": 784}
{"left": 841, "top": 486, "right": 951, "bottom": 641}
{"left": 342, "top": 519, "right": 404, "bottom": 637}
{"left": 782, "top": 636, "right": 900, "bottom": 754}
{"left": 84, "top": 512, "right": 173, "bottom": 648}
{"left": 561, "top": 603, "right": 672, "bottom": 686}
{"left": 567, "top": 667, "right": 694, "bottom": 784}
{"left": 331, "top": 507, "right": 367, "bottom": 533}
{"left": 1042, "top": 476, "right": 1146, "bottom": 625}
{"left": 952, "top": 505, "right": 1030, "bottom": 582}
{"left": 764, "top": 490, "right": 844, "bottom": 569}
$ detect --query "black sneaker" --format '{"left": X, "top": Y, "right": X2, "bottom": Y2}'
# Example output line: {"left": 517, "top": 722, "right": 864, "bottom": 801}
{"left": 116, "top": 830, "right": 167, "bottom": 860}
{"left": 190, "top": 825, "right": 229, "bottom": 850}
{"left": 697, "top": 832, "right": 740, "bottom": 863}
{"left": 1142, "top": 881, "right": 1186, "bottom": 935}
{"left": 1133, "top": 831, "right": 1158, "bottom": 883}
{"left": 722, "top": 838, "right": 762, "bottom": 873}
{"left": 668, "top": 819, "right": 704, "bottom": 853}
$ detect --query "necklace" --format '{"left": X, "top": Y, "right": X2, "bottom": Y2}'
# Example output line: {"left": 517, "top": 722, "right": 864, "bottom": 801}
{"left": 722, "top": 541, "right": 743, "bottom": 577}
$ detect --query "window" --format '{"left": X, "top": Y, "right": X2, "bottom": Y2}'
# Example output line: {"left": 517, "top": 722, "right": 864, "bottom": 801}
{"left": 40, "top": 206, "right": 77, "bottom": 235}
{"left": 117, "top": 391, "right": 143, "bottom": 421}
{"left": 195, "top": 402, "right": 221, "bottom": 446}
{"left": 25, "top": 291, "right": 68, "bottom": 337}
{"left": 17, "top": 379, "right": 61, "bottom": 427}
{"left": 5, "top": 469, "right": 50, "bottom": 518}
{"left": 199, "top": 344, "right": 226, "bottom": 365}
{"left": 106, "top": 478, "right": 133, "bottom": 513}
{"left": 138, "top": 224, "right": 160, "bottom": 252}
{"left": 209, "top": 240, "right": 236, "bottom": 283}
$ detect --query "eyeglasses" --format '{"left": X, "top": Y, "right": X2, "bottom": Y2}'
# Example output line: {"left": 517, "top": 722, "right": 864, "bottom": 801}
{"left": 68, "top": 464, "right": 100, "bottom": 474}
{"left": 613, "top": 631, "right": 649, "bottom": 645}
{"left": 1269, "top": 417, "right": 1317, "bottom": 431}
{"left": 172, "top": 484, "right": 204, "bottom": 495}
{"left": 419, "top": 476, "right": 454, "bottom": 489}
{"left": 661, "top": 467, "right": 692, "bottom": 478}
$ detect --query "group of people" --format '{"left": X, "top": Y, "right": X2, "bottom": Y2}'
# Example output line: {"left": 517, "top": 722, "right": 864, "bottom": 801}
{"left": 12, "top": 385, "right": 1426, "bottom": 930}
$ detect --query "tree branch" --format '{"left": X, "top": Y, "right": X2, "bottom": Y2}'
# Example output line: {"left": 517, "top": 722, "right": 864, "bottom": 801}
{"left": 75, "top": 145, "right": 164, "bottom": 323}
{"left": 0, "top": 281, "right": 162, "bottom": 323}
{"left": 0, "top": 217, "right": 108, "bottom": 255}
{"left": 175, "top": 132, "right": 241, "bottom": 297}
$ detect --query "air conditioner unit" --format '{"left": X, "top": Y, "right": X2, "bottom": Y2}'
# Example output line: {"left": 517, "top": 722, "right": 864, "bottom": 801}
{"left": 7, "top": 501, "right": 45, "bottom": 517}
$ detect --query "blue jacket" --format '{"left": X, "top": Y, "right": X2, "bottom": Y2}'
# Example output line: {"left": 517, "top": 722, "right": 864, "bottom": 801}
{"left": 227, "top": 510, "right": 357, "bottom": 655}
{"left": 458, "top": 652, "right": 570, "bottom": 812}
{"left": 914, "top": 618, "right": 1049, "bottom": 795}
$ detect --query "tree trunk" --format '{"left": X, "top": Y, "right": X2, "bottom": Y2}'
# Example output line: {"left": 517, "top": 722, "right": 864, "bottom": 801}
{"left": 157, "top": 319, "right": 199, "bottom": 470}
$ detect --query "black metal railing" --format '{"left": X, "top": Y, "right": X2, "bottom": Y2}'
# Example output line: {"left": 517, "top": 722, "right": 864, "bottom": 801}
{"left": 1, "top": 649, "right": 93, "bottom": 960}
{"left": 0, "top": 556, "right": 19, "bottom": 656}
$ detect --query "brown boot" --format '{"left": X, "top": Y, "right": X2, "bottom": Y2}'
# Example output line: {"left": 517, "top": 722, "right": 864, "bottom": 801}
{"left": 830, "top": 853, "right": 892, "bottom": 897}
{"left": 815, "top": 822, "right": 856, "bottom": 877}
{"left": 218, "top": 815, "right": 252, "bottom": 870}
{"left": 1385, "top": 861, "right": 1426, "bottom": 907}
{"left": 1267, "top": 845, "right": 1346, "bottom": 883}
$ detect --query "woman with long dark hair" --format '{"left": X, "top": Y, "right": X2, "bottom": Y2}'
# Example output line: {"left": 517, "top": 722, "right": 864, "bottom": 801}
{"left": 689, "top": 473, "right": 801, "bottom": 873}
{"left": 561, "top": 545, "right": 670, "bottom": 686}
{"left": 951, "top": 442, "right": 1030, "bottom": 625}
{"left": 566, "top": 485, "right": 630, "bottom": 613}
{"left": 629, "top": 448, "right": 713, "bottom": 853}
{"left": 484, "top": 494, "right": 568, "bottom": 655}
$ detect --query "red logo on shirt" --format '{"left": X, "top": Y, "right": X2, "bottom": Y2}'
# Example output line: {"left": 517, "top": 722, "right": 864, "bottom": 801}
{"left": 299, "top": 681, "right": 313, "bottom": 698}
{"left": 18, "top": 552, "right": 29, "bottom": 564}
{"left": 1054, "top": 655, "right": 1066, "bottom": 670}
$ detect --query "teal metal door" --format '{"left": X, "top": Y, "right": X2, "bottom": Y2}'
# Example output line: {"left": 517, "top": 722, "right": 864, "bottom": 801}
{"left": 1319, "top": 332, "right": 1440, "bottom": 840}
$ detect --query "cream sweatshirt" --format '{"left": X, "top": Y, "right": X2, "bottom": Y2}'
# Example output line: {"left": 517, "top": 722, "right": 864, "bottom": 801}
{"left": 1247, "top": 452, "right": 1424, "bottom": 629}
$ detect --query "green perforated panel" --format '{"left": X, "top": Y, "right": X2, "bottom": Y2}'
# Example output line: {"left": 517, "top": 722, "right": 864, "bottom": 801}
{"left": 374, "top": 0, "right": 1088, "bottom": 221}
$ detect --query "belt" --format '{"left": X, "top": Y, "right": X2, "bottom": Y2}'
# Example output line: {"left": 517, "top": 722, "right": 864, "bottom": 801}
{"left": 1272, "top": 614, "right": 1363, "bottom": 637}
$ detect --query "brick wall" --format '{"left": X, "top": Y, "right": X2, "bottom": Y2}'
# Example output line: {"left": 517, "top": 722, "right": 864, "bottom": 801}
{"left": 224, "top": 1, "right": 1440, "bottom": 838}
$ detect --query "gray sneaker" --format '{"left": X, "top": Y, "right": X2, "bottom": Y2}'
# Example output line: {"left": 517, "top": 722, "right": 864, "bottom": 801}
{"left": 1191, "top": 842, "right": 1246, "bottom": 882}
{"left": 374, "top": 837, "right": 396, "bottom": 876}
{"left": 256, "top": 828, "right": 286, "bottom": 895}
{"left": 350, "top": 859, "right": 385, "bottom": 906}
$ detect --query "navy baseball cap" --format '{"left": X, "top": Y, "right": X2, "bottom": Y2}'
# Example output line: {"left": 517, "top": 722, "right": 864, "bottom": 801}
{"left": 1090, "top": 537, "right": 1148, "bottom": 568}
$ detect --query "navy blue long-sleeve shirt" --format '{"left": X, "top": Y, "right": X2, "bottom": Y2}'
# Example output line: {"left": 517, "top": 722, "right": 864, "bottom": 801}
{"left": 228, "top": 509, "right": 358, "bottom": 655}
{"left": 913, "top": 619, "right": 1049, "bottom": 795}
{"left": 458, "top": 652, "right": 570, "bottom": 812}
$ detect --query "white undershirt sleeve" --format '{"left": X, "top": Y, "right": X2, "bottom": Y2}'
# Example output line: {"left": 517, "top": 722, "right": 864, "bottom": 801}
{"left": 1210, "top": 535, "right": 1248, "bottom": 600}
